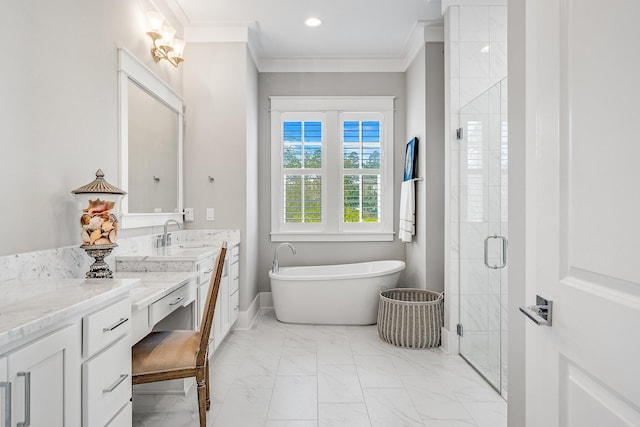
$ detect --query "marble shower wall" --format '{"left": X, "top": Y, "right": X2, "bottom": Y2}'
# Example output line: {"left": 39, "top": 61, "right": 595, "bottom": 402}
{"left": 444, "top": 3, "right": 507, "bottom": 363}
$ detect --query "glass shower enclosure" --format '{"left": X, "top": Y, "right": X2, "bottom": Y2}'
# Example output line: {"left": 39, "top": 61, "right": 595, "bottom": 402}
{"left": 458, "top": 78, "right": 508, "bottom": 397}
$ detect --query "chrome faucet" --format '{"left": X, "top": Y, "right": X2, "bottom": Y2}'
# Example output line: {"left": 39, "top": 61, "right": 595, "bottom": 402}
{"left": 161, "top": 219, "right": 182, "bottom": 247}
{"left": 272, "top": 243, "right": 296, "bottom": 272}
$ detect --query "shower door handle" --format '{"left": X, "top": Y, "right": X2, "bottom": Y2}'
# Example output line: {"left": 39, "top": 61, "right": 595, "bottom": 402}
{"left": 484, "top": 235, "right": 507, "bottom": 269}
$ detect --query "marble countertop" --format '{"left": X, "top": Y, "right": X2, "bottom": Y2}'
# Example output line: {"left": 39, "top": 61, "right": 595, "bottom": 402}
{"left": 114, "top": 241, "right": 239, "bottom": 277}
{"left": 113, "top": 271, "right": 197, "bottom": 311}
{"left": 0, "top": 278, "right": 139, "bottom": 349}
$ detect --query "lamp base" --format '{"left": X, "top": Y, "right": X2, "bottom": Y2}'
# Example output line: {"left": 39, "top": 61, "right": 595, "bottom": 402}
{"left": 81, "top": 244, "right": 117, "bottom": 279}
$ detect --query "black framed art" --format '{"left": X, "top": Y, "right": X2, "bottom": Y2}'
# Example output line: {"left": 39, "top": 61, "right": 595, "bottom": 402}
{"left": 403, "top": 137, "right": 418, "bottom": 181}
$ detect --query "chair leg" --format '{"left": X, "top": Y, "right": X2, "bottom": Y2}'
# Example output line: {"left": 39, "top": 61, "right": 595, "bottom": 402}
{"left": 205, "top": 359, "right": 211, "bottom": 410}
{"left": 196, "top": 371, "right": 207, "bottom": 427}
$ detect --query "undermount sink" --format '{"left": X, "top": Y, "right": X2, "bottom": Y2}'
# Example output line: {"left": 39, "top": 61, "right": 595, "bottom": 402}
{"left": 178, "top": 243, "right": 215, "bottom": 249}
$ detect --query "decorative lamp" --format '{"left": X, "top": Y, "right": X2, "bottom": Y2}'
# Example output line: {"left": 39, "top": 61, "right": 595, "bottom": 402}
{"left": 146, "top": 11, "right": 185, "bottom": 67}
{"left": 71, "top": 169, "right": 126, "bottom": 278}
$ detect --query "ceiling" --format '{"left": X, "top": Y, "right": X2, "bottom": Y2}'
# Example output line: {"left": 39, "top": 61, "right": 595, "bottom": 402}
{"left": 165, "top": 0, "right": 443, "bottom": 64}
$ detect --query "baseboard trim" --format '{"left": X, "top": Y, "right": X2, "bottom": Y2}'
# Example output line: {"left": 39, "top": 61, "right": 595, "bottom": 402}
{"left": 440, "top": 327, "right": 459, "bottom": 355}
{"left": 260, "top": 291, "right": 273, "bottom": 309}
{"left": 232, "top": 293, "right": 261, "bottom": 330}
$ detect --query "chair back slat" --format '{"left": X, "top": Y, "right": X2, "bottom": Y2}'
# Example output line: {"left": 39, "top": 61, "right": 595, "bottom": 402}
{"left": 196, "top": 242, "right": 227, "bottom": 366}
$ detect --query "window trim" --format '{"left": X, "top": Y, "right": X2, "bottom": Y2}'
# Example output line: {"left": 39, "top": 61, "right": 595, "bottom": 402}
{"left": 270, "top": 96, "right": 395, "bottom": 242}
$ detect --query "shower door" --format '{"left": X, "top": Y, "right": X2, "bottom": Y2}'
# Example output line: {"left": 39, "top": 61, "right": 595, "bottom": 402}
{"left": 458, "top": 79, "right": 508, "bottom": 396}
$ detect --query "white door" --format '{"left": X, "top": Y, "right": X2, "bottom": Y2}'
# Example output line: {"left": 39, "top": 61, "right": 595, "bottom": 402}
{"left": 520, "top": 0, "right": 640, "bottom": 425}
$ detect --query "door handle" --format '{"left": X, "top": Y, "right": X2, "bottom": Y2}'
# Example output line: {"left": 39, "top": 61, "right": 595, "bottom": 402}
{"left": 16, "top": 372, "right": 30, "bottom": 427}
{"left": 169, "top": 296, "right": 184, "bottom": 306}
{"left": 103, "top": 317, "right": 129, "bottom": 332}
{"left": 498, "top": 235, "right": 507, "bottom": 268}
{"left": 103, "top": 374, "right": 129, "bottom": 393}
{"left": 484, "top": 235, "right": 507, "bottom": 269}
{"left": 0, "top": 382, "right": 10, "bottom": 427}
{"left": 519, "top": 295, "right": 553, "bottom": 326}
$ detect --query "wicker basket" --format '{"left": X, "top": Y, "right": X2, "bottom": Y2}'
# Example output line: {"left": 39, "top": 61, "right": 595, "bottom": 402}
{"left": 377, "top": 288, "right": 444, "bottom": 349}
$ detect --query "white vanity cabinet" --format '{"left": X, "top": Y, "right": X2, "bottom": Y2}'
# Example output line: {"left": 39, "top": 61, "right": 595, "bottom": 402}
{"left": 195, "top": 244, "right": 240, "bottom": 355}
{"left": 81, "top": 298, "right": 132, "bottom": 427}
{"left": 229, "top": 245, "right": 240, "bottom": 325}
{"left": 0, "top": 357, "right": 7, "bottom": 427}
{"left": 0, "top": 279, "right": 136, "bottom": 427}
{"left": 6, "top": 324, "right": 81, "bottom": 427}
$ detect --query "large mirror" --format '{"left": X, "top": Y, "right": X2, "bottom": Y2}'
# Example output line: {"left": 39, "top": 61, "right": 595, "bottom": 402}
{"left": 118, "top": 48, "right": 183, "bottom": 228}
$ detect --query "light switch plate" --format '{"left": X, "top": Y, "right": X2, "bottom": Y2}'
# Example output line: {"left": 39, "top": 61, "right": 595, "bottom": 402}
{"left": 184, "top": 208, "right": 194, "bottom": 222}
{"left": 206, "top": 208, "right": 215, "bottom": 221}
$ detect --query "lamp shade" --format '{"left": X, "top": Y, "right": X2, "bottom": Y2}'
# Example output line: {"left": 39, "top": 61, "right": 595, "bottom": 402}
{"left": 171, "top": 38, "right": 186, "bottom": 58}
{"left": 146, "top": 11, "right": 164, "bottom": 34}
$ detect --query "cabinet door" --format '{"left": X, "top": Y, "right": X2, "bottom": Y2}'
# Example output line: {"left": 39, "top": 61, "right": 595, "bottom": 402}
{"left": 211, "top": 258, "right": 230, "bottom": 352}
{"left": 0, "top": 357, "right": 8, "bottom": 427}
{"left": 8, "top": 324, "right": 81, "bottom": 427}
{"left": 219, "top": 265, "right": 230, "bottom": 336}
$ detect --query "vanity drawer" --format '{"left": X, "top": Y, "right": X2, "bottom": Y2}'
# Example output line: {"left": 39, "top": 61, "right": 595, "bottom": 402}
{"left": 197, "top": 282, "right": 209, "bottom": 324}
{"left": 106, "top": 402, "right": 132, "bottom": 427}
{"left": 230, "top": 289, "right": 239, "bottom": 324}
{"left": 83, "top": 298, "right": 131, "bottom": 358}
{"left": 148, "top": 283, "right": 195, "bottom": 326}
{"left": 230, "top": 262, "right": 239, "bottom": 294}
{"left": 196, "top": 256, "right": 215, "bottom": 286}
{"left": 83, "top": 337, "right": 131, "bottom": 427}
{"left": 230, "top": 245, "right": 239, "bottom": 265}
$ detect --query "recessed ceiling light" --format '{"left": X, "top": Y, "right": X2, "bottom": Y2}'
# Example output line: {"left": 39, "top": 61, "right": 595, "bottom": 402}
{"left": 305, "top": 17, "right": 322, "bottom": 27}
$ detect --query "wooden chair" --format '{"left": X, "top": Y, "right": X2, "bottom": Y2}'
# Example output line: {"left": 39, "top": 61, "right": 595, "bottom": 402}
{"left": 131, "top": 242, "right": 227, "bottom": 427}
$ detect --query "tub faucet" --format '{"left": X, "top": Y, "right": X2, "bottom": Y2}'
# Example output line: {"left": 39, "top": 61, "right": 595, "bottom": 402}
{"left": 272, "top": 243, "right": 296, "bottom": 272}
{"left": 161, "top": 219, "right": 182, "bottom": 247}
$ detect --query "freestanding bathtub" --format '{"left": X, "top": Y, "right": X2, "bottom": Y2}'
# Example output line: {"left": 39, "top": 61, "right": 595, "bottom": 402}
{"left": 268, "top": 260, "right": 405, "bottom": 325}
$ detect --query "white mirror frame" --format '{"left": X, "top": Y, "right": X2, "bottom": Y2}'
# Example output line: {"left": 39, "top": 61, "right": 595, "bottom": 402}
{"left": 118, "top": 48, "right": 184, "bottom": 229}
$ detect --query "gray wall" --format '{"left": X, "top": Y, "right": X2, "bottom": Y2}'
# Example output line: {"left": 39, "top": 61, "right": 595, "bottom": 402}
{"left": 404, "top": 46, "right": 427, "bottom": 289}
{"left": 183, "top": 42, "right": 259, "bottom": 310}
{"left": 424, "top": 43, "right": 445, "bottom": 291}
{"left": 245, "top": 49, "right": 260, "bottom": 310}
{"left": 0, "top": 0, "right": 183, "bottom": 256}
{"left": 404, "top": 43, "right": 445, "bottom": 292}
{"left": 257, "top": 72, "right": 407, "bottom": 293}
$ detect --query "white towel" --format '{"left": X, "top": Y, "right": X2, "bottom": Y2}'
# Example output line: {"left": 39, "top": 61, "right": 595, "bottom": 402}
{"left": 399, "top": 180, "right": 415, "bottom": 243}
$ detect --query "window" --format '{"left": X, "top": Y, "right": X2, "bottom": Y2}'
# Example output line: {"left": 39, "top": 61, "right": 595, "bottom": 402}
{"left": 270, "top": 97, "right": 394, "bottom": 241}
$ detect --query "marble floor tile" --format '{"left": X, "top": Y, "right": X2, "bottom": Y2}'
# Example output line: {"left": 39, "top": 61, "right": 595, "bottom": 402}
{"left": 355, "top": 355, "right": 403, "bottom": 388}
{"left": 278, "top": 351, "right": 318, "bottom": 376}
{"left": 462, "top": 402, "right": 507, "bottom": 427}
{"left": 268, "top": 376, "right": 318, "bottom": 420}
{"left": 423, "top": 420, "right": 478, "bottom": 427}
{"left": 318, "top": 364, "right": 364, "bottom": 403}
{"left": 265, "top": 421, "right": 319, "bottom": 427}
{"left": 401, "top": 375, "right": 472, "bottom": 421}
{"left": 132, "top": 310, "right": 506, "bottom": 427}
{"left": 213, "top": 385, "right": 273, "bottom": 427}
{"left": 362, "top": 388, "right": 424, "bottom": 427}
{"left": 317, "top": 336, "right": 355, "bottom": 364}
{"left": 319, "top": 403, "right": 371, "bottom": 427}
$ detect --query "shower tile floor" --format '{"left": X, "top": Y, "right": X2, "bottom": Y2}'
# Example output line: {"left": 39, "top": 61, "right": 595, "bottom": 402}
{"left": 132, "top": 310, "right": 506, "bottom": 427}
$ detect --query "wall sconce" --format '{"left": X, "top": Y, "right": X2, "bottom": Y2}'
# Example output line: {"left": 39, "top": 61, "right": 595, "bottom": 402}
{"left": 146, "top": 11, "right": 185, "bottom": 67}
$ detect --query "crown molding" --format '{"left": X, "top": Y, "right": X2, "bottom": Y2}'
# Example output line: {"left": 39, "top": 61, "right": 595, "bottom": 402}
{"left": 257, "top": 57, "right": 408, "bottom": 73}
{"left": 402, "top": 20, "right": 444, "bottom": 70}
{"left": 441, "top": 0, "right": 507, "bottom": 14}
